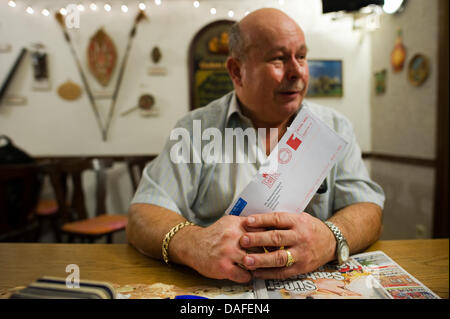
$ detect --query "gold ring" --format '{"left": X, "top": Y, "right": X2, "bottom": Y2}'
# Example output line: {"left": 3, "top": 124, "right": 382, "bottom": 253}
{"left": 285, "top": 250, "right": 295, "bottom": 267}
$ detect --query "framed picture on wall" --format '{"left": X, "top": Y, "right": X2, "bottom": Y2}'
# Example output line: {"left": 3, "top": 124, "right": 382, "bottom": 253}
{"left": 188, "top": 20, "right": 235, "bottom": 110}
{"left": 374, "top": 69, "right": 387, "bottom": 95}
{"left": 306, "top": 59, "right": 343, "bottom": 98}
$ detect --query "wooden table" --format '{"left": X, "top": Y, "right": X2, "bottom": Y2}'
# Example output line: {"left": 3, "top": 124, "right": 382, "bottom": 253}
{"left": 0, "top": 239, "right": 448, "bottom": 298}
{"left": 367, "top": 239, "right": 448, "bottom": 298}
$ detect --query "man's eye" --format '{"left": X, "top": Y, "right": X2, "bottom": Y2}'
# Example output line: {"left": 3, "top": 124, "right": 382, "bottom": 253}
{"left": 273, "top": 56, "right": 284, "bottom": 61}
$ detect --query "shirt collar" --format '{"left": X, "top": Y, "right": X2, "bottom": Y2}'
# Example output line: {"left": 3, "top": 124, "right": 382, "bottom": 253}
{"left": 226, "top": 92, "right": 253, "bottom": 127}
{"left": 226, "top": 91, "right": 306, "bottom": 127}
{"left": 227, "top": 92, "right": 243, "bottom": 120}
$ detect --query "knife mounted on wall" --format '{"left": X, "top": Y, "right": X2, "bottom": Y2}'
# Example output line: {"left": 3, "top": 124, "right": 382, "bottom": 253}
{"left": 0, "top": 48, "right": 27, "bottom": 106}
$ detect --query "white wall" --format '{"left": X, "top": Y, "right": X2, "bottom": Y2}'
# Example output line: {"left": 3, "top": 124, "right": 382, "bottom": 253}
{"left": 0, "top": 0, "right": 372, "bottom": 155}
{"left": 369, "top": 0, "right": 440, "bottom": 239}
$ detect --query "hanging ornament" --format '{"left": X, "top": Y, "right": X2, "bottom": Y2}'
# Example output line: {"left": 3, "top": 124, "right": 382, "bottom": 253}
{"left": 87, "top": 28, "right": 117, "bottom": 87}
{"left": 148, "top": 46, "right": 167, "bottom": 75}
{"left": 121, "top": 94, "right": 156, "bottom": 117}
{"left": 151, "top": 46, "right": 162, "bottom": 64}
{"left": 57, "top": 80, "right": 82, "bottom": 100}
{"left": 390, "top": 28, "right": 406, "bottom": 72}
{"left": 30, "top": 43, "right": 50, "bottom": 90}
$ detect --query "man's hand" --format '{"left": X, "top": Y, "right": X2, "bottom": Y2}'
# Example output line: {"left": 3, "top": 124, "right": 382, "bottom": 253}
{"left": 171, "top": 215, "right": 252, "bottom": 283}
{"left": 127, "top": 204, "right": 252, "bottom": 283}
{"left": 238, "top": 212, "right": 336, "bottom": 279}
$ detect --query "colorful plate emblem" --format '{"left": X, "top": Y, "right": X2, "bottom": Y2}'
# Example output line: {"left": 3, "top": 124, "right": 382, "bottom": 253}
{"left": 408, "top": 54, "right": 430, "bottom": 86}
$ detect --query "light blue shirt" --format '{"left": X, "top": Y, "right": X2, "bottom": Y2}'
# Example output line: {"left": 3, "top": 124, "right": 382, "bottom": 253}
{"left": 132, "top": 91, "right": 385, "bottom": 226}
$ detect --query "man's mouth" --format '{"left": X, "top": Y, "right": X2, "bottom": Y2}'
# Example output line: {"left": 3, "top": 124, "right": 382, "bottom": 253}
{"left": 278, "top": 82, "right": 305, "bottom": 96}
{"left": 280, "top": 91, "right": 300, "bottom": 95}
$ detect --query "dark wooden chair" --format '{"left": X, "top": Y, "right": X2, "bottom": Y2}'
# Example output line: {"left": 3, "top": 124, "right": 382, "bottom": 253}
{"left": 47, "top": 158, "right": 128, "bottom": 243}
{"left": 0, "top": 163, "right": 41, "bottom": 242}
{"left": 34, "top": 198, "right": 60, "bottom": 241}
{"left": 125, "top": 156, "right": 155, "bottom": 192}
{"left": 33, "top": 160, "right": 66, "bottom": 242}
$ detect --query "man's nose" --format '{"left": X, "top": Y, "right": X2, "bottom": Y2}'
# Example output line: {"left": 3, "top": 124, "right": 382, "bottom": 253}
{"left": 286, "top": 57, "right": 306, "bottom": 80}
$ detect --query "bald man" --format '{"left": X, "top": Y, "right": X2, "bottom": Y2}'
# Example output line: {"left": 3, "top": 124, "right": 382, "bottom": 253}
{"left": 127, "top": 8, "right": 385, "bottom": 283}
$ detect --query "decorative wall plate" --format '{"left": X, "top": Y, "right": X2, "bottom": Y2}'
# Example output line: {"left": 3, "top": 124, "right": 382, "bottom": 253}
{"left": 87, "top": 28, "right": 117, "bottom": 87}
{"left": 57, "top": 80, "right": 82, "bottom": 100}
{"left": 408, "top": 54, "right": 430, "bottom": 86}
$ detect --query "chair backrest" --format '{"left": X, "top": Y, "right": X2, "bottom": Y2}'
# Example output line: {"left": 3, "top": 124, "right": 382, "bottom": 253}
{"left": 125, "top": 156, "right": 155, "bottom": 192}
{"left": 46, "top": 158, "right": 114, "bottom": 223}
{"left": 0, "top": 163, "right": 41, "bottom": 240}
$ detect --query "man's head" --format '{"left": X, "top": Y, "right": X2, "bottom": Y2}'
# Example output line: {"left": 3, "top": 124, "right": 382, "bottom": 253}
{"left": 226, "top": 8, "right": 309, "bottom": 127}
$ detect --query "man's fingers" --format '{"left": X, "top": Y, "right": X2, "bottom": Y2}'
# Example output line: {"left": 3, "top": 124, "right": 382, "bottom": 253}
{"left": 245, "top": 213, "right": 295, "bottom": 229}
{"left": 244, "top": 226, "right": 267, "bottom": 232}
{"left": 229, "top": 264, "right": 253, "bottom": 283}
{"left": 242, "top": 249, "right": 290, "bottom": 269}
{"left": 240, "top": 230, "right": 295, "bottom": 248}
{"left": 252, "top": 267, "right": 298, "bottom": 280}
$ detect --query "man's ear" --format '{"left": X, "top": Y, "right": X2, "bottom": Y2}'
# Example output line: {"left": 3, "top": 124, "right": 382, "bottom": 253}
{"left": 226, "top": 56, "right": 243, "bottom": 87}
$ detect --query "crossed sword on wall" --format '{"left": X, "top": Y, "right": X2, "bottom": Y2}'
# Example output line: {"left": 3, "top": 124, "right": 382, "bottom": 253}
{"left": 55, "top": 11, "right": 147, "bottom": 141}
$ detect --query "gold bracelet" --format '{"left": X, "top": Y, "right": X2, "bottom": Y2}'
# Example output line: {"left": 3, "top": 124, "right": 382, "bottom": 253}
{"left": 161, "top": 221, "right": 195, "bottom": 264}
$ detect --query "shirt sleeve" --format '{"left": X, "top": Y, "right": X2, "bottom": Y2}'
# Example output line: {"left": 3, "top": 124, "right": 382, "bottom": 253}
{"left": 131, "top": 118, "right": 202, "bottom": 219}
{"left": 333, "top": 121, "right": 385, "bottom": 212}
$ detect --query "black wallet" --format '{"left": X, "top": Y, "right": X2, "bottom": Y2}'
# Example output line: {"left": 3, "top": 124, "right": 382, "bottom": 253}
{"left": 9, "top": 276, "right": 116, "bottom": 299}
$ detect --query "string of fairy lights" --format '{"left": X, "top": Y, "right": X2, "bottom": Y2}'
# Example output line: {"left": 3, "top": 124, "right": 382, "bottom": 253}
{"left": 5, "top": 0, "right": 399, "bottom": 32}
{"left": 5, "top": 0, "right": 289, "bottom": 19}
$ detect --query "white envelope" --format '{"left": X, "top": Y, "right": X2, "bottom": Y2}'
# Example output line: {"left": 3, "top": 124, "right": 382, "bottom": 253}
{"left": 225, "top": 106, "right": 348, "bottom": 217}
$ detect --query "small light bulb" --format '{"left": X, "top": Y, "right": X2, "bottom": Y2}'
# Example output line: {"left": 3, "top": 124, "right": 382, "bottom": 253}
{"left": 104, "top": 4, "right": 111, "bottom": 12}
{"left": 278, "top": 0, "right": 285, "bottom": 5}
{"left": 26, "top": 6, "right": 34, "bottom": 14}
{"left": 60, "top": 8, "right": 67, "bottom": 15}
{"left": 193, "top": 1, "right": 200, "bottom": 8}
{"left": 139, "top": 2, "right": 146, "bottom": 10}
{"left": 90, "top": 3, "right": 97, "bottom": 11}
{"left": 155, "top": 0, "right": 161, "bottom": 6}
{"left": 8, "top": 1, "right": 16, "bottom": 8}
{"left": 121, "top": 5, "right": 128, "bottom": 13}
{"left": 210, "top": 7, "right": 216, "bottom": 15}
{"left": 228, "top": 10, "right": 234, "bottom": 18}
{"left": 41, "top": 9, "right": 50, "bottom": 16}
{"left": 77, "top": 4, "right": 85, "bottom": 12}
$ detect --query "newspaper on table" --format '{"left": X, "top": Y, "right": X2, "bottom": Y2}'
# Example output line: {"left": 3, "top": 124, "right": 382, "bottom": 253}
{"left": 113, "top": 251, "right": 439, "bottom": 299}
{"left": 225, "top": 106, "right": 347, "bottom": 217}
{"left": 352, "top": 251, "right": 440, "bottom": 299}
{"left": 253, "top": 255, "right": 390, "bottom": 299}
{"left": 253, "top": 251, "right": 440, "bottom": 299}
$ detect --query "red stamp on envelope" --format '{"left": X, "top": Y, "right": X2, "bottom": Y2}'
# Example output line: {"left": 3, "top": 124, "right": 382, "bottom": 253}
{"left": 262, "top": 172, "right": 280, "bottom": 189}
{"left": 278, "top": 147, "right": 292, "bottom": 164}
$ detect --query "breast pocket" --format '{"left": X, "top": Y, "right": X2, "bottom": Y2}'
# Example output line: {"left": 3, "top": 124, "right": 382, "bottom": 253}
{"left": 316, "top": 178, "right": 328, "bottom": 194}
{"left": 305, "top": 179, "right": 330, "bottom": 220}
